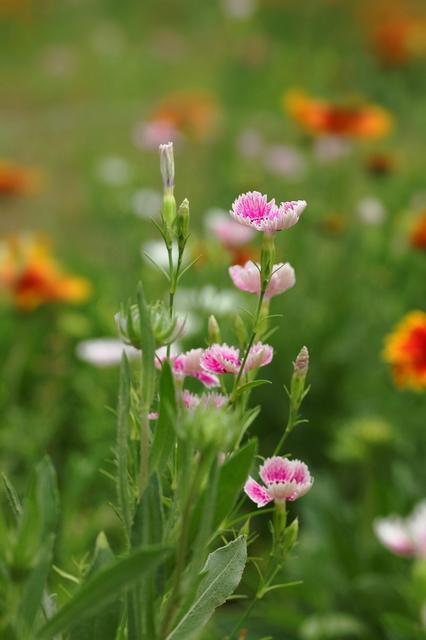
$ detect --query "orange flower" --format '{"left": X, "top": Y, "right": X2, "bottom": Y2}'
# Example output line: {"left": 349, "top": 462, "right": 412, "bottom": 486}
{"left": 372, "top": 16, "right": 426, "bottom": 65}
{"left": 0, "top": 235, "right": 91, "bottom": 311}
{"left": 151, "top": 91, "right": 219, "bottom": 141}
{"left": 383, "top": 311, "right": 426, "bottom": 391}
{"left": 409, "top": 213, "right": 426, "bottom": 251}
{"left": 284, "top": 90, "right": 393, "bottom": 139}
{"left": 0, "top": 160, "right": 43, "bottom": 196}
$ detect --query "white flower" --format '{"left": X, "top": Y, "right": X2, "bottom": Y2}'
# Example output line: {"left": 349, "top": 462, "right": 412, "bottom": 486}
{"left": 76, "top": 338, "right": 139, "bottom": 368}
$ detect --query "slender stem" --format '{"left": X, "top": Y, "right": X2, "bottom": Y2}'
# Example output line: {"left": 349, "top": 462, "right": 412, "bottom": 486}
{"left": 226, "top": 596, "right": 258, "bottom": 640}
{"left": 232, "top": 288, "right": 266, "bottom": 393}
{"left": 273, "top": 399, "right": 298, "bottom": 456}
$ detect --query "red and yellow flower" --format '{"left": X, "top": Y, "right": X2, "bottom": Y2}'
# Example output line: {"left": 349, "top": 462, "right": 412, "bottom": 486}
{"left": 284, "top": 90, "right": 393, "bottom": 139}
{"left": 383, "top": 311, "right": 426, "bottom": 391}
{"left": 0, "top": 160, "right": 43, "bottom": 197}
{"left": 409, "top": 212, "right": 426, "bottom": 251}
{"left": 0, "top": 235, "right": 91, "bottom": 311}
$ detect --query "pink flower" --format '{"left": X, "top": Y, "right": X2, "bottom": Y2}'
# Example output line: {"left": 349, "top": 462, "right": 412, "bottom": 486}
{"left": 156, "top": 347, "right": 220, "bottom": 388}
{"left": 374, "top": 501, "right": 426, "bottom": 558}
{"left": 230, "top": 191, "right": 306, "bottom": 233}
{"left": 148, "top": 412, "right": 159, "bottom": 421}
{"left": 244, "top": 342, "right": 273, "bottom": 372}
{"left": 175, "top": 348, "right": 220, "bottom": 388}
{"left": 373, "top": 517, "right": 415, "bottom": 557}
{"left": 201, "top": 343, "right": 241, "bottom": 375}
{"left": 210, "top": 216, "right": 255, "bottom": 248}
{"left": 182, "top": 390, "right": 229, "bottom": 410}
{"left": 182, "top": 389, "right": 201, "bottom": 410}
{"left": 245, "top": 457, "right": 313, "bottom": 507}
{"left": 229, "top": 260, "right": 295, "bottom": 298}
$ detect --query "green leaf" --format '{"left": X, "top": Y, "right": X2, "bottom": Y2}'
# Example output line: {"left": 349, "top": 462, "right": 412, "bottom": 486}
{"left": 37, "top": 544, "right": 171, "bottom": 639}
{"left": 14, "top": 457, "right": 59, "bottom": 570}
{"left": 166, "top": 536, "right": 247, "bottom": 640}
{"left": 150, "top": 361, "right": 177, "bottom": 472}
{"left": 213, "top": 440, "right": 257, "bottom": 531}
{"left": 69, "top": 532, "right": 120, "bottom": 640}
{"left": 17, "top": 533, "right": 55, "bottom": 635}
{"left": 136, "top": 283, "right": 155, "bottom": 409}
{"left": 1, "top": 473, "right": 22, "bottom": 524}
{"left": 233, "top": 379, "right": 271, "bottom": 398}
{"left": 116, "top": 354, "right": 132, "bottom": 539}
{"left": 128, "top": 474, "right": 164, "bottom": 639}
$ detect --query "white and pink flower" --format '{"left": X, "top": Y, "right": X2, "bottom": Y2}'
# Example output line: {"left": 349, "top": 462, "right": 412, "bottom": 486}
{"left": 229, "top": 260, "right": 295, "bottom": 298}
{"left": 244, "top": 342, "right": 273, "bottom": 372}
{"left": 182, "top": 389, "right": 229, "bottom": 410}
{"left": 374, "top": 501, "right": 426, "bottom": 558}
{"left": 245, "top": 456, "right": 313, "bottom": 507}
{"left": 201, "top": 344, "right": 241, "bottom": 375}
{"left": 230, "top": 191, "right": 306, "bottom": 233}
{"left": 155, "top": 347, "right": 220, "bottom": 388}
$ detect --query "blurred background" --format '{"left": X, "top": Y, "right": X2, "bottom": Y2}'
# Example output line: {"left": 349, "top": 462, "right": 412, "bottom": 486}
{"left": 1, "top": 0, "right": 426, "bottom": 638}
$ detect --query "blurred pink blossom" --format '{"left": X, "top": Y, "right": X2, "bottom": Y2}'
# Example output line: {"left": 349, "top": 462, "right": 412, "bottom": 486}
{"left": 229, "top": 260, "right": 295, "bottom": 298}
{"left": 374, "top": 501, "right": 426, "bottom": 558}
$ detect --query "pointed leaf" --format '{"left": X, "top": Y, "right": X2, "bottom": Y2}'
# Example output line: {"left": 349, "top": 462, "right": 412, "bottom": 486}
{"left": 166, "top": 536, "right": 247, "bottom": 640}
{"left": 116, "top": 354, "right": 132, "bottom": 538}
{"left": 150, "top": 361, "right": 177, "bottom": 472}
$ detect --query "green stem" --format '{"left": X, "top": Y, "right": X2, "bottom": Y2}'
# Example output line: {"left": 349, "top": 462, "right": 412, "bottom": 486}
{"left": 273, "top": 396, "right": 299, "bottom": 456}
{"left": 232, "top": 288, "right": 266, "bottom": 394}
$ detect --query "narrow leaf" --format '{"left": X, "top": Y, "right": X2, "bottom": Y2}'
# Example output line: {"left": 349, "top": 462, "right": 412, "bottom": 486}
{"left": 37, "top": 545, "right": 171, "bottom": 639}
{"left": 233, "top": 379, "right": 271, "bottom": 398}
{"left": 150, "top": 361, "right": 177, "bottom": 472}
{"left": 1, "top": 473, "right": 22, "bottom": 524}
{"left": 116, "top": 354, "right": 132, "bottom": 538}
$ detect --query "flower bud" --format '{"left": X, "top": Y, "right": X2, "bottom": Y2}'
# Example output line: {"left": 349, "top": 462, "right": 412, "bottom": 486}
{"left": 177, "top": 198, "right": 190, "bottom": 252}
{"left": 159, "top": 142, "right": 175, "bottom": 192}
{"left": 293, "top": 345, "right": 309, "bottom": 379}
{"left": 162, "top": 192, "right": 177, "bottom": 245}
{"left": 208, "top": 314, "right": 221, "bottom": 345}
{"left": 115, "top": 301, "right": 181, "bottom": 349}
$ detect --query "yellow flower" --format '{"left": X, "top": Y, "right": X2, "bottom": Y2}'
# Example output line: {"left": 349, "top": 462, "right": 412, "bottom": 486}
{"left": 383, "top": 311, "right": 426, "bottom": 391}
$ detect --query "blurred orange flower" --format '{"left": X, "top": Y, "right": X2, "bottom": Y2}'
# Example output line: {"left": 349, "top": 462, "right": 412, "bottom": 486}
{"left": 0, "top": 160, "right": 43, "bottom": 197}
{"left": 152, "top": 92, "right": 219, "bottom": 141}
{"left": 371, "top": 16, "right": 426, "bottom": 66}
{"left": 0, "top": 235, "right": 91, "bottom": 311}
{"left": 284, "top": 90, "right": 393, "bottom": 139}
{"left": 383, "top": 311, "right": 426, "bottom": 391}
{"left": 409, "top": 213, "right": 426, "bottom": 251}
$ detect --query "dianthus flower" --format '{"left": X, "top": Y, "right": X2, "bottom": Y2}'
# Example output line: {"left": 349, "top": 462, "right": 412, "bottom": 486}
{"left": 229, "top": 260, "right": 295, "bottom": 298}
{"left": 155, "top": 347, "right": 220, "bottom": 388}
{"left": 244, "top": 342, "right": 273, "bottom": 372}
{"left": 245, "top": 457, "right": 313, "bottom": 507}
{"left": 200, "top": 344, "right": 241, "bottom": 375}
{"left": 182, "top": 389, "right": 229, "bottom": 410}
{"left": 230, "top": 191, "right": 306, "bottom": 233}
{"left": 383, "top": 311, "right": 426, "bottom": 391}
{"left": 374, "top": 501, "right": 426, "bottom": 558}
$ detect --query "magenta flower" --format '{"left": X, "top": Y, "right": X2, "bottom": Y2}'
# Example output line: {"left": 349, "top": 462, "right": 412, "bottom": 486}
{"left": 201, "top": 343, "right": 241, "bottom": 375}
{"left": 182, "top": 389, "right": 201, "bottom": 410}
{"left": 244, "top": 457, "right": 313, "bottom": 507}
{"left": 244, "top": 342, "right": 273, "bottom": 372}
{"left": 155, "top": 347, "right": 220, "bottom": 388}
{"left": 229, "top": 260, "right": 295, "bottom": 298}
{"left": 230, "top": 191, "right": 306, "bottom": 233}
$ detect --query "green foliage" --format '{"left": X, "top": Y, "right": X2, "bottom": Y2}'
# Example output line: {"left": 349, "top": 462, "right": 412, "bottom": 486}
{"left": 150, "top": 361, "right": 177, "bottom": 471}
{"left": 166, "top": 537, "right": 247, "bottom": 640}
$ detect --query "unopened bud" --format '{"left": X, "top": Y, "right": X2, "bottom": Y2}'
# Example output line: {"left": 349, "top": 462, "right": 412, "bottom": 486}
{"left": 208, "top": 314, "right": 221, "bottom": 345}
{"left": 162, "top": 192, "right": 177, "bottom": 243}
{"left": 159, "top": 142, "right": 175, "bottom": 192}
{"left": 177, "top": 198, "right": 190, "bottom": 252}
{"left": 293, "top": 345, "right": 309, "bottom": 378}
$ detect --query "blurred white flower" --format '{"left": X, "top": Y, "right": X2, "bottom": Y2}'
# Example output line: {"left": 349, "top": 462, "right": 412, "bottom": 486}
{"left": 222, "top": 0, "right": 257, "bottom": 20}
{"left": 374, "top": 500, "right": 426, "bottom": 559}
{"left": 141, "top": 240, "right": 189, "bottom": 270}
{"left": 95, "top": 156, "right": 134, "bottom": 186}
{"left": 176, "top": 286, "right": 241, "bottom": 316}
{"left": 132, "top": 188, "right": 162, "bottom": 219}
{"left": 236, "top": 129, "right": 264, "bottom": 159}
{"left": 356, "top": 197, "right": 386, "bottom": 225}
{"left": 263, "top": 144, "right": 306, "bottom": 180}
{"left": 76, "top": 338, "right": 138, "bottom": 368}
{"left": 313, "top": 136, "right": 352, "bottom": 164}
